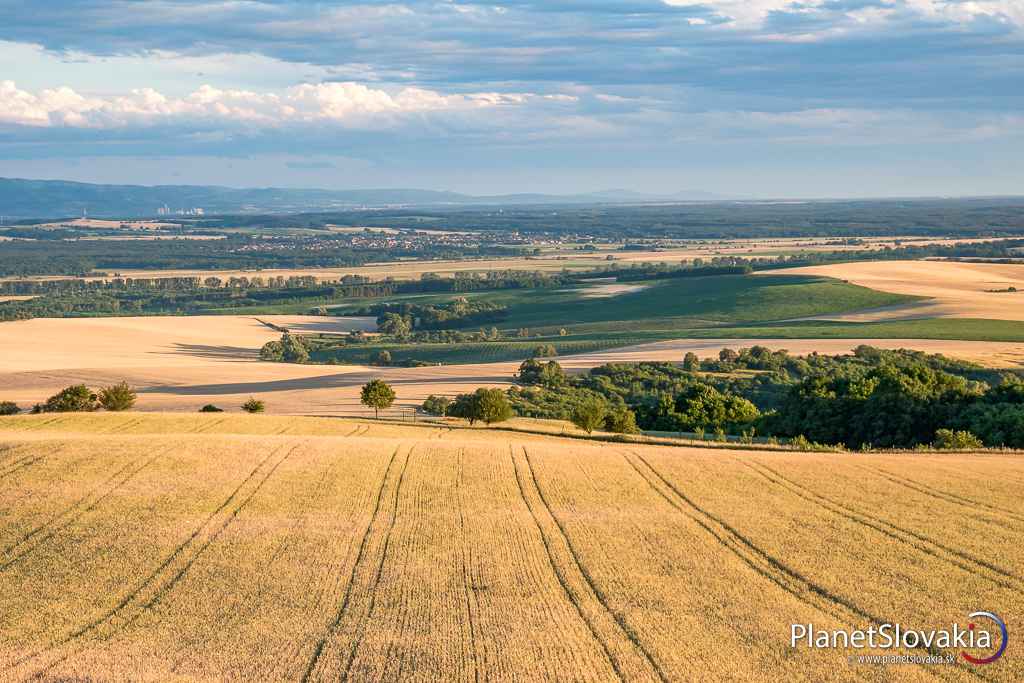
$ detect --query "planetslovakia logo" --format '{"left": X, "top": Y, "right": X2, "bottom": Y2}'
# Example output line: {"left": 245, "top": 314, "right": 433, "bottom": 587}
{"left": 790, "top": 611, "right": 1008, "bottom": 666}
{"left": 962, "top": 611, "right": 1008, "bottom": 665}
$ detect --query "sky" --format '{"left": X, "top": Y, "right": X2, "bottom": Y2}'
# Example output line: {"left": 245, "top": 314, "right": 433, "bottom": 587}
{"left": 0, "top": 0, "right": 1021, "bottom": 197}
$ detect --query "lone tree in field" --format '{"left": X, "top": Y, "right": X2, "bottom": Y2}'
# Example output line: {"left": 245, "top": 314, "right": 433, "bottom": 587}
{"left": 361, "top": 379, "right": 396, "bottom": 419}
{"left": 98, "top": 382, "right": 137, "bottom": 411}
{"left": 0, "top": 401, "right": 21, "bottom": 416}
{"left": 682, "top": 352, "right": 700, "bottom": 371}
{"left": 572, "top": 397, "right": 608, "bottom": 434}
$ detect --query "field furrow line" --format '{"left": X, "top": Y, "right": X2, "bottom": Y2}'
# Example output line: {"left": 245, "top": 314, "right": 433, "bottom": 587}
{"left": 11, "top": 443, "right": 298, "bottom": 677}
{"left": 133, "top": 444, "right": 302, "bottom": 617}
{"left": 0, "top": 453, "right": 47, "bottom": 481}
{"left": 339, "top": 446, "right": 413, "bottom": 682}
{"left": 108, "top": 417, "right": 144, "bottom": 434}
{"left": 0, "top": 444, "right": 21, "bottom": 465}
{"left": 742, "top": 459, "right": 1024, "bottom": 593}
{"left": 25, "top": 417, "right": 63, "bottom": 431}
{"left": 270, "top": 446, "right": 380, "bottom": 680}
{"left": 456, "top": 449, "right": 482, "bottom": 683}
{"left": 515, "top": 447, "right": 667, "bottom": 683}
{"left": 0, "top": 447, "right": 168, "bottom": 569}
{"left": 862, "top": 464, "right": 1024, "bottom": 527}
{"left": 625, "top": 453, "right": 987, "bottom": 682}
{"left": 298, "top": 444, "right": 406, "bottom": 683}
{"left": 195, "top": 417, "right": 228, "bottom": 434}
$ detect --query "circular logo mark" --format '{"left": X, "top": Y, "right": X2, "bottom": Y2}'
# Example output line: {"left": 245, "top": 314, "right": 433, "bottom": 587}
{"left": 962, "top": 611, "right": 1008, "bottom": 665}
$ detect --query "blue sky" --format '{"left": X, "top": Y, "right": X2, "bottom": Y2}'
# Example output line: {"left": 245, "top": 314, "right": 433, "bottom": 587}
{"left": 0, "top": 0, "right": 1021, "bottom": 197}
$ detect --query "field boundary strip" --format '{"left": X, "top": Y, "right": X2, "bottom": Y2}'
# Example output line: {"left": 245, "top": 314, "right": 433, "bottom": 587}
{"left": 622, "top": 452, "right": 988, "bottom": 682}
{"left": 739, "top": 459, "right": 1024, "bottom": 594}
{"left": 11, "top": 442, "right": 301, "bottom": 679}
{"left": 512, "top": 445, "right": 668, "bottom": 683}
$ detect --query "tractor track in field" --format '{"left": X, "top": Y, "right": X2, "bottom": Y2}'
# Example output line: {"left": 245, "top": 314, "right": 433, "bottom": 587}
{"left": 338, "top": 446, "right": 413, "bottom": 682}
{"left": 0, "top": 453, "right": 47, "bottom": 481}
{"left": 861, "top": 464, "right": 1024, "bottom": 527}
{"left": 0, "top": 447, "right": 169, "bottom": 570}
{"left": 195, "top": 417, "right": 229, "bottom": 434}
{"left": 298, "top": 444, "right": 409, "bottom": 683}
{"left": 624, "top": 453, "right": 989, "bottom": 683}
{"left": 107, "top": 417, "right": 145, "bottom": 434}
{"left": 456, "top": 449, "right": 482, "bottom": 683}
{"left": 14, "top": 443, "right": 300, "bottom": 678}
{"left": 740, "top": 459, "right": 1024, "bottom": 594}
{"left": 514, "top": 446, "right": 668, "bottom": 683}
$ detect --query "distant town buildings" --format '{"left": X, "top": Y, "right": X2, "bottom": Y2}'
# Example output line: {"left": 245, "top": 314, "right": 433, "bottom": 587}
{"left": 156, "top": 205, "right": 204, "bottom": 216}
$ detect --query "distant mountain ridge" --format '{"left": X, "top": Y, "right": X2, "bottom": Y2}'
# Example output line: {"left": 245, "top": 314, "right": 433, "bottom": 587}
{"left": 0, "top": 177, "right": 727, "bottom": 219}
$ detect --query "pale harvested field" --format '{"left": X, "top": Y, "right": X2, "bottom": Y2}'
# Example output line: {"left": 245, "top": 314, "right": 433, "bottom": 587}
{"left": 577, "top": 283, "right": 651, "bottom": 298}
{"left": 0, "top": 413, "right": 1019, "bottom": 681}
{"left": 28, "top": 218, "right": 178, "bottom": 231}
{"left": 2, "top": 315, "right": 1024, "bottom": 416}
{"left": 773, "top": 260, "right": 1024, "bottom": 322}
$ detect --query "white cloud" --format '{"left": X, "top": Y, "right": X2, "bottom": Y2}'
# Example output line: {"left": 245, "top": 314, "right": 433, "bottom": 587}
{"left": 665, "top": 0, "right": 1023, "bottom": 29}
{"left": 0, "top": 80, "right": 549, "bottom": 130}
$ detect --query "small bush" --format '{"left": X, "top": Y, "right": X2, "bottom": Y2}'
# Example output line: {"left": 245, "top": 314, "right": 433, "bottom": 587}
{"left": 933, "top": 429, "right": 983, "bottom": 450}
{"left": 199, "top": 404, "right": 224, "bottom": 413}
{"left": 241, "top": 398, "right": 266, "bottom": 414}
{"left": 604, "top": 407, "right": 640, "bottom": 435}
{"left": 422, "top": 395, "right": 452, "bottom": 417}
{"left": 98, "top": 381, "right": 137, "bottom": 411}
{"left": 791, "top": 435, "right": 813, "bottom": 451}
{"left": 38, "top": 385, "right": 98, "bottom": 413}
{"left": 0, "top": 401, "right": 21, "bottom": 416}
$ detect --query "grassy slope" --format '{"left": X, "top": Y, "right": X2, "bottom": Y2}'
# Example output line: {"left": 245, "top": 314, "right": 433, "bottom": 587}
{"left": 316, "top": 274, "right": 944, "bottom": 364}
{"left": 459, "top": 274, "right": 917, "bottom": 332}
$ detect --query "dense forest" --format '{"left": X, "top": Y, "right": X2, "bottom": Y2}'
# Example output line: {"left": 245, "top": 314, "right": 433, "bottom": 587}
{"left": 0, "top": 270, "right": 571, "bottom": 322}
{"left": 509, "top": 347, "right": 1021, "bottom": 450}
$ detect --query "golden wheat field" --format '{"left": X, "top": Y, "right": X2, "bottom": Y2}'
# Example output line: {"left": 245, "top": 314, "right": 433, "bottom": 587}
{"left": 0, "top": 413, "right": 1020, "bottom": 682}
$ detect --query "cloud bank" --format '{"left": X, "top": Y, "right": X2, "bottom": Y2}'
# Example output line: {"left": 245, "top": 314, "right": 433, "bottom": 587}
{"left": 0, "top": 1, "right": 1021, "bottom": 195}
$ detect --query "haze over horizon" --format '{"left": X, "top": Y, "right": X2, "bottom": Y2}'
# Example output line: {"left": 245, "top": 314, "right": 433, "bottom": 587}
{"left": 1, "top": 1, "right": 1021, "bottom": 197}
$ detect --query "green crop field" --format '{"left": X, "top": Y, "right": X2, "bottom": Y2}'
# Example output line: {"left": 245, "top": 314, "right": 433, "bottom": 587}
{"left": 314, "top": 274, "right": 936, "bottom": 365}
{"left": 452, "top": 274, "right": 918, "bottom": 333}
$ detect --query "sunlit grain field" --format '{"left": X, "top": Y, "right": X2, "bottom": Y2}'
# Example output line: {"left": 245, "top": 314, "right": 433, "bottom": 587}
{"left": 1, "top": 414, "right": 1020, "bottom": 682}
